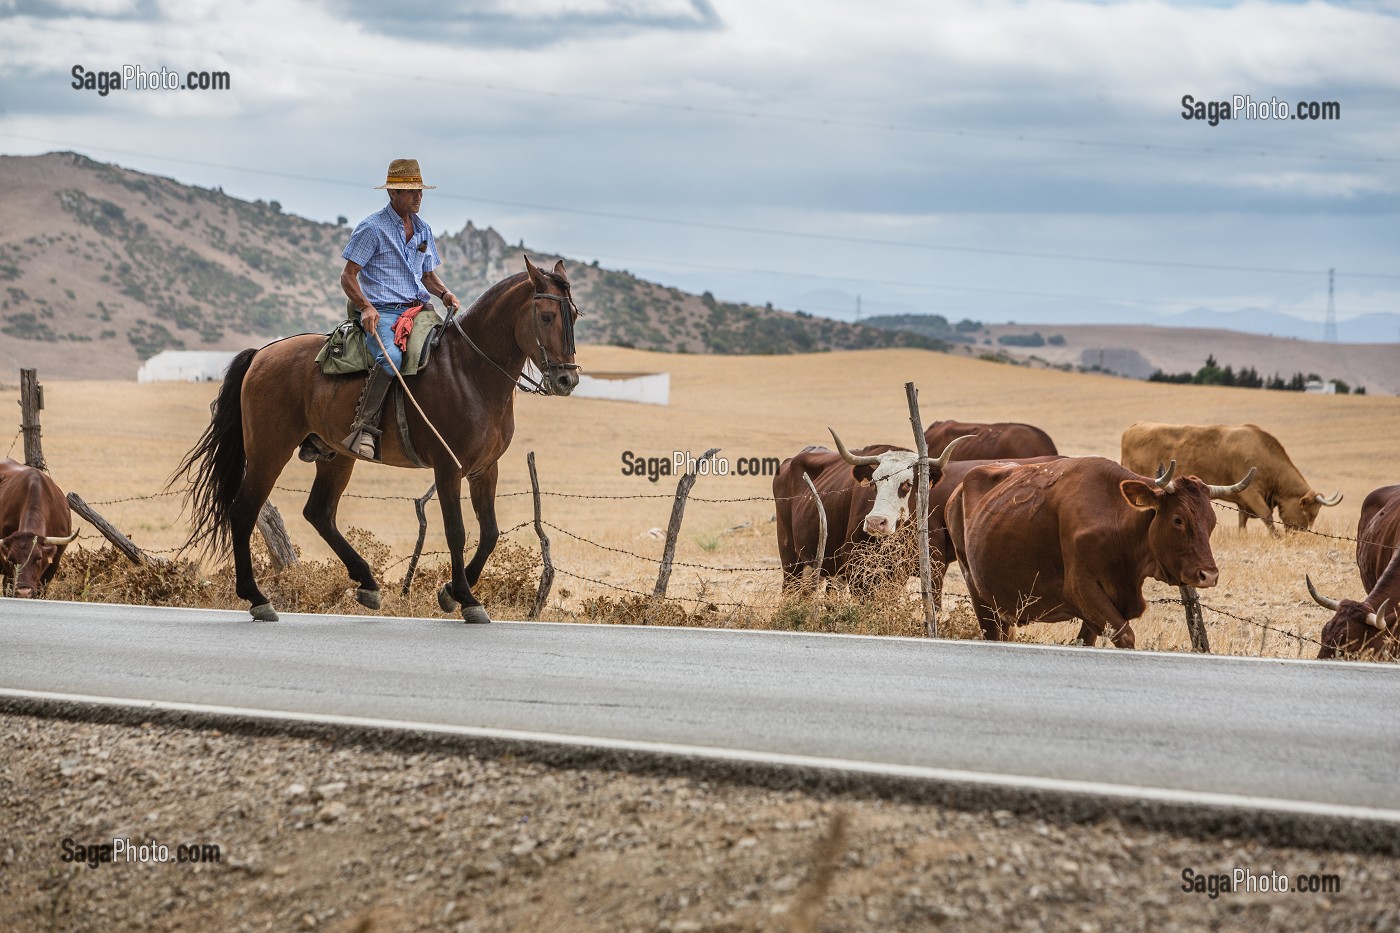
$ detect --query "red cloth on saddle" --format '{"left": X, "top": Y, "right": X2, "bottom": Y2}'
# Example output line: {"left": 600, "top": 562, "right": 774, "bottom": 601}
{"left": 392, "top": 303, "right": 424, "bottom": 352}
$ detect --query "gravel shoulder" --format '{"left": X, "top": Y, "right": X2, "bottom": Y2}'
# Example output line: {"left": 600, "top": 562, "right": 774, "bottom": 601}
{"left": 2, "top": 713, "right": 1396, "bottom": 932}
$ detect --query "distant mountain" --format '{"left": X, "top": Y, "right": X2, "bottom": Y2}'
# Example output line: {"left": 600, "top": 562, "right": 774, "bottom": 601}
{"left": 773, "top": 287, "right": 1399, "bottom": 345}
{"left": 0, "top": 152, "right": 943, "bottom": 378}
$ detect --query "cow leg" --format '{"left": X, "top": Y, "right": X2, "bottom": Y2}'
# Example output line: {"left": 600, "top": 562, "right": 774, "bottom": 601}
{"left": 1064, "top": 578, "right": 1137, "bottom": 649}
{"left": 302, "top": 455, "right": 380, "bottom": 606}
{"left": 961, "top": 574, "right": 1008, "bottom": 641}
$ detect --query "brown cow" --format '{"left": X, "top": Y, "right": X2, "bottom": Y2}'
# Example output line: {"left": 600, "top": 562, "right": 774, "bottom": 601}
{"left": 774, "top": 430, "right": 969, "bottom": 592}
{"left": 1121, "top": 422, "right": 1340, "bottom": 533}
{"left": 0, "top": 459, "right": 78, "bottom": 598}
{"left": 925, "top": 420, "right": 1058, "bottom": 461}
{"left": 926, "top": 455, "right": 1063, "bottom": 610}
{"left": 946, "top": 458, "right": 1253, "bottom": 648}
{"left": 1304, "top": 484, "right": 1400, "bottom": 660}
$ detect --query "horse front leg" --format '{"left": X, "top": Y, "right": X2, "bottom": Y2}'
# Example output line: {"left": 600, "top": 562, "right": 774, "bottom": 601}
{"left": 464, "top": 463, "right": 500, "bottom": 587}
{"left": 434, "top": 466, "right": 491, "bottom": 624}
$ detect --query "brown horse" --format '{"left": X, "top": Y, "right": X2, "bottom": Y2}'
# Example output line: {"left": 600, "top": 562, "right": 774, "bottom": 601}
{"left": 175, "top": 256, "right": 581, "bottom": 623}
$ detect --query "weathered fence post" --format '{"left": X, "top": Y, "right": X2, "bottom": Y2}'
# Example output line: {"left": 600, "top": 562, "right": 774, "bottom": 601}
{"left": 801, "top": 472, "right": 827, "bottom": 594}
{"left": 19, "top": 368, "right": 45, "bottom": 471}
{"left": 401, "top": 483, "right": 436, "bottom": 596}
{"left": 255, "top": 502, "right": 298, "bottom": 572}
{"left": 1180, "top": 585, "right": 1210, "bottom": 653}
{"left": 65, "top": 492, "right": 155, "bottom": 565}
{"left": 653, "top": 447, "right": 719, "bottom": 600}
{"left": 528, "top": 451, "right": 554, "bottom": 619}
{"left": 905, "top": 383, "right": 937, "bottom": 637}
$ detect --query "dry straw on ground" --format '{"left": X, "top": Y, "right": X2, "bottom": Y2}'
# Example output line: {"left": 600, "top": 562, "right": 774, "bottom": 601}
{"left": 13, "top": 345, "right": 1398, "bottom": 660}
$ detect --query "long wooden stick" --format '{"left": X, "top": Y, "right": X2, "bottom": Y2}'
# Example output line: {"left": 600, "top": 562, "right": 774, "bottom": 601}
{"left": 367, "top": 325, "right": 462, "bottom": 473}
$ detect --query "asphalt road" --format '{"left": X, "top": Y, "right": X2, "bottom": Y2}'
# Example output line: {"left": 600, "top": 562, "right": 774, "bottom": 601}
{"left": 3, "top": 598, "right": 1398, "bottom": 816}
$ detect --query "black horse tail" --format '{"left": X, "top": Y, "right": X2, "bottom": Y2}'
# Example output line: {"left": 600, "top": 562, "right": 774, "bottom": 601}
{"left": 171, "top": 348, "right": 257, "bottom": 556}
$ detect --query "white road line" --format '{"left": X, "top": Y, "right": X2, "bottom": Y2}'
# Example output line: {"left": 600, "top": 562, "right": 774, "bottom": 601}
{"left": 5, "top": 686, "right": 1398, "bottom": 825}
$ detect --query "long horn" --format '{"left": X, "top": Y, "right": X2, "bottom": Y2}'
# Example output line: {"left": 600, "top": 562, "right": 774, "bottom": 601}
{"left": 931, "top": 434, "right": 976, "bottom": 470}
{"left": 42, "top": 530, "right": 79, "bottom": 546}
{"left": 828, "top": 428, "right": 881, "bottom": 466}
{"left": 1365, "top": 599, "right": 1391, "bottom": 631}
{"left": 1153, "top": 460, "right": 1176, "bottom": 489}
{"left": 1305, "top": 575, "right": 1341, "bottom": 612}
{"left": 1315, "top": 491, "right": 1343, "bottom": 507}
{"left": 1207, "top": 466, "right": 1257, "bottom": 499}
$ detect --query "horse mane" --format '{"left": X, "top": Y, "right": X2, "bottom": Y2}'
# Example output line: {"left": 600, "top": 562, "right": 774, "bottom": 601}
{"left": 462, "top": 271, "right": 528, "bottom": 317}
{"left": 461, "top": 267, "right": 571, "bottom": 318}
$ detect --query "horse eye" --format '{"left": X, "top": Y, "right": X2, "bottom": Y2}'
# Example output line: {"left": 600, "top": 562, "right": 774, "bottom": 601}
{"left": 541, "top": 312, "right": 555, "bottom": 324}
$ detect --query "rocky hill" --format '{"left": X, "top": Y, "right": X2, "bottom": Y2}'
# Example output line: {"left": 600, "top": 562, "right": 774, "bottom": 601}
{"left": 0, "top": 152, "right": 942, "bottom": 379}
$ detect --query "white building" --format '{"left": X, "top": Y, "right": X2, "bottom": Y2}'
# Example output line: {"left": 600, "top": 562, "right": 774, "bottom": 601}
{"left": 137, "top": 350, "right": 240, "bottom": 383}
{"left": 141, "top": 351, "right": 671, "bottom": 405}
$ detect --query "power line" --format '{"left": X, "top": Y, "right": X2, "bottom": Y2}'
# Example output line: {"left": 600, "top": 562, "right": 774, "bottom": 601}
{"left": 5, "top": 132, "right": 1398, "bottom": 282}
{"left": 14, "top": 20, "right": 1400, "bottom": 167}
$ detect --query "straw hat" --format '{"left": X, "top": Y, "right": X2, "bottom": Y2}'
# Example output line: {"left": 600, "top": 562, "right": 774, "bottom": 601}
{"left": 375, "top": 158, "right": 436, "bottom": 190}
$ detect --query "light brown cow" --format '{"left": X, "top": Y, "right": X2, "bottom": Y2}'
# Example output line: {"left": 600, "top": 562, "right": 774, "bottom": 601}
{"left": 1121, "top": 422, "right": 1340, "bottom": 533}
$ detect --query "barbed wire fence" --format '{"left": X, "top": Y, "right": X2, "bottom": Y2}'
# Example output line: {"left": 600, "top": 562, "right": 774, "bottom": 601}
{"left": 14, "top": 371, "right": 1382, "bottom": 660}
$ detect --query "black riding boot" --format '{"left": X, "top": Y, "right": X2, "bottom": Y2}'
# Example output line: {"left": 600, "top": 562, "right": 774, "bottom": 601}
{"left": 342, "top": 367, "right": 393, "bottom": 460}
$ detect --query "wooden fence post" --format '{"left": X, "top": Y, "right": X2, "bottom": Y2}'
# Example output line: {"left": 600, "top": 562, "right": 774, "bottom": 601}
{"left": 1180, "top": 585, "right": 1210, "bottom": 653}
{"left": 65, "top": 493, "right": 156, "bottom": 565}
{"left": 905, "top": 383, "right": 937, "bottom": 637}
{"left": 401, "top": 483, "right": 436, "bottom": 596}
{"left": 19, "top": 369, "right": 45, "bottom": 471}
{"left": 653, "top": 447, "right": 719, "bottom": 600}
{"left": 801, "top": 472, "right": 827, "bottom": 594}
{"left": 528, "top": 452, "right": 554, "bottom": 619}
{"left": 255, "top": 502, "right": 298, "bottom": 572}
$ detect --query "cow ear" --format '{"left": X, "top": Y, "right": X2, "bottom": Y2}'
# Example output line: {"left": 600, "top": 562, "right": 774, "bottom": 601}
{"left": 1120, "top": 479, "right": 1160, "bottom": 510}
{"left": 853, "top": 464, "right": 874, "bottom": 486}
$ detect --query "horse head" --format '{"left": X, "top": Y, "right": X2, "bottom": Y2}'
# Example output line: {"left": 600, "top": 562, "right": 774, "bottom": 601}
{"left": 522, "top": 255, "right": 581, "bottom": 396}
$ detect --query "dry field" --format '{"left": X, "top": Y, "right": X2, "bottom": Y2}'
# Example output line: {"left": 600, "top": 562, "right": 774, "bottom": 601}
{"left": 14, "top": 344, "right": 1400, "bottom": 660}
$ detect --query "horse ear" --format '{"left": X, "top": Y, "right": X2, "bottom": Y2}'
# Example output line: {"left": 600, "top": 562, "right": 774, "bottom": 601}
{"left": 523, "top": 254, "right": 546, "bottom": 288}
{"left": 552, "top": 259, "right": 568, "bottom": 280}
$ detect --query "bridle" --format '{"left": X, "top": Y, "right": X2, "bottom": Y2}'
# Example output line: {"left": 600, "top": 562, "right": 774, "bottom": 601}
{"left": 453, "top": 286, "right": 582, "bottom": 396}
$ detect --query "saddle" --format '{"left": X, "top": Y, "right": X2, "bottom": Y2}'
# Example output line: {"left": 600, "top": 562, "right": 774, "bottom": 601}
{"left": 314, "top": 300, "right": 445, "bottom": 377}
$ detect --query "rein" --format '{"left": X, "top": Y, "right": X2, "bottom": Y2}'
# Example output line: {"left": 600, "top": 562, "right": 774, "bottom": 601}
{"left": 452, "top": 288, "right": 582, "bottom": 396}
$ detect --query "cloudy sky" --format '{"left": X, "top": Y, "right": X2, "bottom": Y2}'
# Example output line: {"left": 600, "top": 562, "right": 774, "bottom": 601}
{"left": 1, "top": 0, "right": 1397, "bottom": 331}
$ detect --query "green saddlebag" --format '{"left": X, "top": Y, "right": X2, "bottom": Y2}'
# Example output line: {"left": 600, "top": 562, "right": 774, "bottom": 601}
{"left": 315, "top": 301, "right": 443, "bottom": 376}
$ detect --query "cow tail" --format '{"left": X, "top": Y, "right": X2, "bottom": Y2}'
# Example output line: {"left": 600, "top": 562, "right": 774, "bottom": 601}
{"left": 171, "top": 348, "right": 257, "bottom": 556}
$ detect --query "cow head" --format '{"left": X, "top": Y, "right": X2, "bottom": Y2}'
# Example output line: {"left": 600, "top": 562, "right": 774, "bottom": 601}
{"left": 1279, "top": 489, "right": 1343, "bottom": 531}
{"left": 1305, "top": 576, "right": 1398, "bottom": 661}
{"left": 1119, "top": 461, "right": 1255, "bottom": 589}
{"left": 1, "top": 528, "right": 77, "bottom": 598}
{"left": 830, "top": 429, "right": 972, "bottom": 537}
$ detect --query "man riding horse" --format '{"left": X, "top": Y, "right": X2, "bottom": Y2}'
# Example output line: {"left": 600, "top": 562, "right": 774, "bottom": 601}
{"left": 338, "top": 158, "right": 462, "bottom": 461}
{"left": 175, "top": 157, "right": 582, "bottom": 624}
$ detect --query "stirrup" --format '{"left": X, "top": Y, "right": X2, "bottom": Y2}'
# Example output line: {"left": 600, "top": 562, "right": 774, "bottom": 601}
{"left": 347, "top": 424, "right": 382, "bottom": 461}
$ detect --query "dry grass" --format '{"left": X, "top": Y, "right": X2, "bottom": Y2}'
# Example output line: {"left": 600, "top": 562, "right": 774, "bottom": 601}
{"left": 14, "top": 344, "right": 1400, "bottom": 660}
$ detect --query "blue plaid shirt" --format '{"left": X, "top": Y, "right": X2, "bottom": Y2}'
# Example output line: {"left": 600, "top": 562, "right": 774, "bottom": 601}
{"left": 342, "top": 203, "right": 442, "bottom": 306}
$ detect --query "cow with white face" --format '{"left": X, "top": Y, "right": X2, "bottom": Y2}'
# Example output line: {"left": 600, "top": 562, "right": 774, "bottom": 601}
{"left": 773, "top": 428, "right": 971, "bottom": 591}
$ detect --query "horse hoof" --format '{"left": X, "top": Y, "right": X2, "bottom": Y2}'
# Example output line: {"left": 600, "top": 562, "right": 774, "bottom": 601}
{"left": 356, "top": 587, "right": 381, "bottom": 610}
{"left": 250, "top": 603, "right": 279, "bottom": 622}
{"left": 461, "top": 605, "right": 491, "bottom": 625}
{"left": 438, "top": 584, "right": 460, "bottom": 613}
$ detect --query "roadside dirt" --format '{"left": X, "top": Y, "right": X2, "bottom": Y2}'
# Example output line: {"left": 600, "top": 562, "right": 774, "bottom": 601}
{"left": 2, "top": 714, "right": 1396, "bottom": 932}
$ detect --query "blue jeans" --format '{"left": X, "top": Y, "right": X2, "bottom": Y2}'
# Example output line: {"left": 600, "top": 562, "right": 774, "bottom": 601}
{"left": 367, "top": 305, "right": 405, "bottom": 375}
